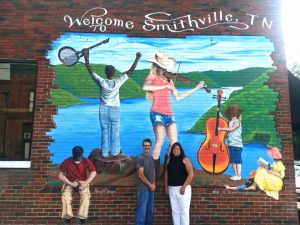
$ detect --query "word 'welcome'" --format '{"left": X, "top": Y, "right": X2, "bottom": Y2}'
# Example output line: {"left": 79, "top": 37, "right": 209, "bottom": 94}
{"left": 64, "top": 7, "right": 134, "bottom": 32}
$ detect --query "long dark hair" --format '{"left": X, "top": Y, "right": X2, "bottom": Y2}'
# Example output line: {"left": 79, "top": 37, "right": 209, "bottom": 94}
{"left": 169, "top": 142, "right": 186, "bottom": 160}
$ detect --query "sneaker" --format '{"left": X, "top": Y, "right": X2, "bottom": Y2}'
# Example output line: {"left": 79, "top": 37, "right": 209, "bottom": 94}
{"left": 77, "top": 218, "right": 86, "bottom": 225}
{"left": 230, "top": 175, "right": 236, "bottom": 180}
{"left": 62, "top": 217, "right": 71, "bottom": 225}
{"left": 230, "top": 176, "right": 241, "bottom": 181}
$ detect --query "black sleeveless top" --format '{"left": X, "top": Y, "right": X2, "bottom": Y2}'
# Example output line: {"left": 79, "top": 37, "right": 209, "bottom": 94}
{"left": 167, "top": 157, "right": 188, "bottom": 186}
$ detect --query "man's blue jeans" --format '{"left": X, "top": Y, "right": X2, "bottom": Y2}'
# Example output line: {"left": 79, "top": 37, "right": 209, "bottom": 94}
{"left": 134, "top": 190, "right": 154, "bottom": 225}
{"left": 99, "top": 104, "right": 120, "bottom": 158}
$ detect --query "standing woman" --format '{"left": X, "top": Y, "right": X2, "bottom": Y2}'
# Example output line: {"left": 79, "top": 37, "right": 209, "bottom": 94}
{"left": 165, "top": 142, "right": 194, "bottom": 225}
{"left": 143, "top": 50, "right": 204, "bottom": 176}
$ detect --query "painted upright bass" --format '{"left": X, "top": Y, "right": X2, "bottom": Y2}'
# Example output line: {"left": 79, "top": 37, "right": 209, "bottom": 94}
{"left": 197, "top": 89, "right": 230, "bottom": 174}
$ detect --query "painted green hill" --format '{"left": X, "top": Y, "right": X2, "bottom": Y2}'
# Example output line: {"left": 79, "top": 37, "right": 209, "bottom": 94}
{"left": 50, "top": 65, "right": 218, "bottom": 107}
{"left": 190, "top": 68, "right": 281, "bottom": 147}
{"left": 201, "top": 67, "right": 270, "bottom": 87}
{"left": 49, "top": 88, "right": 85, "bottom": 107}
{"left": 127, "top": 69, "right": 148, "bottom": 87}
{"left": 50, "top": 64, "right": 145, "bottom": 106}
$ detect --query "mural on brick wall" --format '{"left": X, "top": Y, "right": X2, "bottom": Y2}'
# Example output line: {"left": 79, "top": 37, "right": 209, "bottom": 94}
{"left": 46, "top": 33, "right": 285, "bottom": 199}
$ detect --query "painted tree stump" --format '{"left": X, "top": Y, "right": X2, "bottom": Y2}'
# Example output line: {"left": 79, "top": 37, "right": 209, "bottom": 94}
{"left": 88, "top": 148, "right": 136, "bottom": 175}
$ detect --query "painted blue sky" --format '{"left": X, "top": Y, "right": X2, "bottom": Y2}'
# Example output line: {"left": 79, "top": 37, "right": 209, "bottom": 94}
{"left": 47, "top": 33, "right": 274, "bottom": 72}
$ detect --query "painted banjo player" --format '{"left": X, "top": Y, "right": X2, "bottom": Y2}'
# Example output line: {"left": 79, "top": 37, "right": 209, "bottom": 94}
{"left": 82, "top": 48, "right": 141, "bottom": 160}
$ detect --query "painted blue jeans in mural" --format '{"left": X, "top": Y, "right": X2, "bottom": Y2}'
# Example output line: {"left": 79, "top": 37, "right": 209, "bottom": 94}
{"left": 99, "top": 104, "right": 120, "bottom": 158}
{"left": 134, "top": 190, "right": 154, "bottom": 225}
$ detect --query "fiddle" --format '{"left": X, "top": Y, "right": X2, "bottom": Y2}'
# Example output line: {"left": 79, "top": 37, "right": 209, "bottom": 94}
{"left": 163, "top": 71, "right": 192, "bottom": 84}
{"left": 163, "top": 71, "right": 211, "bottom": 93}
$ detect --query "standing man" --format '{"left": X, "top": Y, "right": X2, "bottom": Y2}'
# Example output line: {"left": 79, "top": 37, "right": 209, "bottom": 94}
{"left": 58, "top": 146, "right": 97, "bottom": 225}
{"left": 135, "top": 138, "right": 156, "bottom": 225}
{"left": 82, "top": 48, "right": 141, "bottom": 159}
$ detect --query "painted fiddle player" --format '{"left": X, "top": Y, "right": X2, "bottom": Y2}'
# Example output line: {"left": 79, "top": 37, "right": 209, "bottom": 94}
{"left": 143, "top": 50, "right": 209, "bottom": 177}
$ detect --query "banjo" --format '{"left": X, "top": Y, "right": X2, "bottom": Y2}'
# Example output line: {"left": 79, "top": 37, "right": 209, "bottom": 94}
{"left": 58, "top": 38, "right": 110, "bottom": 66}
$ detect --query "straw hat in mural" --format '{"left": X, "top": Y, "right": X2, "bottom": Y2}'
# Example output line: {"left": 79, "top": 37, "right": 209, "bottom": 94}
{"left": 146, "top": 50, "right": 176, "bottom": 101}
{"left": 224, "top": 104, "right": 244, "bottom": 118}
{"left": 147, "top": 50, "right": 176, "bottom": 70}
{"left": 266, "top": 146, "right": 282, "bottom": 160}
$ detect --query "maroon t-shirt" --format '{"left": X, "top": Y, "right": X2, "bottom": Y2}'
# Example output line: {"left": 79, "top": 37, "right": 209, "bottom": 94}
{"left": 59, "top": 157, "right": 96, "bottom": 182}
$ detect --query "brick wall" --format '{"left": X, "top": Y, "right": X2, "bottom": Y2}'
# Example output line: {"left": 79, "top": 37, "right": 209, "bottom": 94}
{"left": 0, "top": 0, "right": 298, "bottom": 224}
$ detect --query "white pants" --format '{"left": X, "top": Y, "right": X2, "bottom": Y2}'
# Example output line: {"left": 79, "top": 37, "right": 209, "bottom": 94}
{"left": 168, "top": 185, "right": 192, "bottom": 225}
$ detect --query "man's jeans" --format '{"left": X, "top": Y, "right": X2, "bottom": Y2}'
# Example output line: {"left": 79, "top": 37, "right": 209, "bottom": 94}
{"left": 99, "top": 104, "right": 120, "bottom": 157}
{"left": 134, "top": 190, "right": 154, "bottom": 225}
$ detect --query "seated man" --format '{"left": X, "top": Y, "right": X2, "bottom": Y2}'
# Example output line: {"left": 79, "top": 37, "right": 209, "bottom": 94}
{"left": 58, "top": 146, "right": 97, "bottom": 225}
